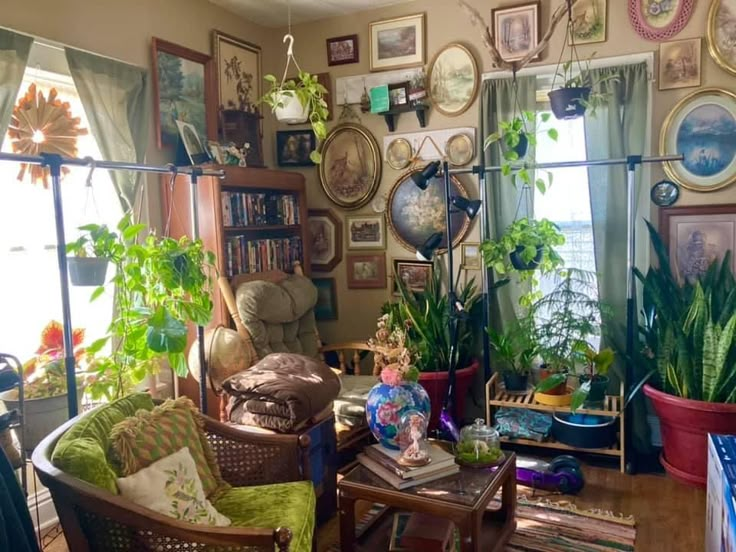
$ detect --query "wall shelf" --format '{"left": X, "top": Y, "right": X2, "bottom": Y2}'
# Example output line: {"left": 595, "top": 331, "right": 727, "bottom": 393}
{"left": 380, "top": 105, "right": 428, "bottom": 132}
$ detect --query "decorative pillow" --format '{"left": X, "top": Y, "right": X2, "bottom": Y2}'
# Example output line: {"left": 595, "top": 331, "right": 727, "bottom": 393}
{"left": 110, "top": 396, "right": 229, "bottom": 499}
{"left": 117, "top": 447, "right": 231, "bottom": 527}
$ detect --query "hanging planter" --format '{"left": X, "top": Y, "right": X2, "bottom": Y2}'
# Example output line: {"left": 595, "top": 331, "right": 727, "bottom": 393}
{"left": 548, "top": 86, "right": 591, "bottom": 120}
{"left": 68, "top": 257, "right": 109, "bottom": 287}
{"left": 272, "top": 91, "right": 310, "bottom": 124}
{"left": 510, "top": 244, "right": 543, "bottom": 271}
{"left": 66, "top": 224, "right": 117, "bottom": 287}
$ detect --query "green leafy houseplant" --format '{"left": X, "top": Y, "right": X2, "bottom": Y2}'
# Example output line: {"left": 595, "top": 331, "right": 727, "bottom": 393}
{"left": 70, "top": 214, "right": 216, "bottom": 400}
{"left": 487, "top": 316, "right": 538, "bottom": 376}
{"left": 66, "top": 224, "right": 118, "bottom": 286}
{"left": 569, "top": 344, "right": 615, "bottom": 412}
{"left": 548, "top": 57, "right": 618, "bottom": 120}
{"left": 261, "top": 71, "right": 329, "bottom": 164}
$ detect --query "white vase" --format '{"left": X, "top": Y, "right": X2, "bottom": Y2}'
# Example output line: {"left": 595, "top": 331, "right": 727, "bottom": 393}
{"left": 273, "top": 92, "right": 309, "bottom": 124}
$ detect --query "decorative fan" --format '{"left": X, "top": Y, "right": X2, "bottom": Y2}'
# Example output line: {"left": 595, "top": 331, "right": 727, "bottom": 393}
{"left": 7, "top": 83, "right": 88, "bottom": 187}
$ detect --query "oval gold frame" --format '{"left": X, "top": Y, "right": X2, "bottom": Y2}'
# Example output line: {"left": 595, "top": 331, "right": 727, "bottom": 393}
{"left": 319, "top": 123, "right": 382, "bottom": 209}
{"left": 706, "top": 0, "right": 736, "bottom": 76}
{"left": 386, "top": 137, "right": 413, "bottom": 170}
{"left": 427, "top": 43, "right": 479, "bottom": 118}
{"left": 660, "top": 87, "right": 736, "bottom": 192}
{"left": 387, "top": 168, "right": 471, "bottom": 253}
{"left": 446, "top": 133, "right": 474, "bottom": 166}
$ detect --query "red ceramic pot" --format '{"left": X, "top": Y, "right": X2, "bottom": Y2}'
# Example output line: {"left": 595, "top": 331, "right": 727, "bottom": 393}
{"left": 644, "top": 384, "right": 736, "bottom": 487}
{"left": 418, "top": 359, "right": 479, "bottom": 430}
{"left": 539, "top": 368, "right": 567, "bottom": 395}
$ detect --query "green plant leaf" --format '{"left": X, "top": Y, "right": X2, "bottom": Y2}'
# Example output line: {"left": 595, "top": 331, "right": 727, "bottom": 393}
{"left": 122, "top": 223, "right": 147, "bottom": 242}
{"left": 310, "top": 150, "right": 322, "bottom": 164}
{"left": 168, "top": 352, "right": 189, "bottom": 378}
{"left": 146, "top": 307, "right": 188, "bottom": 353}
{"left": 534, "top": 373, "right": 567, "bottom": 393}
{"left": 570, "top": 380, "right": 591, "bottom": 413}
{"left": 547, "top": 128, "right": 559, "bottom": 141}
{"left": 90, "top": 285, "right": 106, "bottom": 302}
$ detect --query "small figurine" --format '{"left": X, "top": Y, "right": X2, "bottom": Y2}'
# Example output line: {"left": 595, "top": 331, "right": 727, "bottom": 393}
{"left": 398, "top": 411, "right": 430, "bottom": 466}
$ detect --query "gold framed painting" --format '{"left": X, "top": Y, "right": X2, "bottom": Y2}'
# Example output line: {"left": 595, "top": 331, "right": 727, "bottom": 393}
{"left": 570, "top": 0, "right": 607, "bottom": 45}
{"left": 707, "top": 0, "right": 736, "bottom": 76}
{"left": 319, "top": 123, "right": 382, "bottom": 209}
{"left": 392, "top": 259, "right": 433, "bottom": 295}
{"left": 369, "top": 13, "right": 426, "bottom": 72}
{"left": 386, "top": 138, "right": 413, "bottom": 170}
{"left": 428, "top": 43, "right": 479, "bottom": 117}
{"left": 445, "top": 133, "right": 474, "bottom": 166}
{"left": 659, "top": 38, "right": 701, "bottom": 90}
{"left": 461, "top": 242, "right": 482, "bottom": 270}
{"left": 213, "top": 30, "right": 261, "bottom": 113}
{"left": 347, "top": 253, "right": 387, "bottom": 289}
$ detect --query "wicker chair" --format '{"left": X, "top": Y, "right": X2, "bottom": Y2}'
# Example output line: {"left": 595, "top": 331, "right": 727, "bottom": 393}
{"left": 32, "top": 407, "right": 313, "bottom": 551}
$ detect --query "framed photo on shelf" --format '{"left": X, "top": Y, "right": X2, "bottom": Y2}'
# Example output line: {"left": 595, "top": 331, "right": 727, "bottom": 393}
{"left": 491, "top": 2, "right": 540, "bottom": 62}
{"left": 176, "top": 120, "right": 211, "bottom": 164}
{"left": 393, "top": 259, "right": 433, "bottom": 294}
{"left": 313, "top": 278, "right": 338, "bottom": 320}
{"left": 369, "top": 13, "right": 426, "bottom": 71}
{"left": 277, "top": 130, "right": 317, "bottom": 167}
{"left": 347, "top": 253, "right": 387, "bottom": 289}
{"left": 347, "top": 214, "right": 386, "bottom": 250}
{"left": 388, "top": 82, "right": 410, "bottom": 108}
{"left": 212, "top": 30, "right": 261, "bottom": 113}
{"left": 461, "top": 242, "right": 482, "bottom": 270}
{"left": 308, "top": 209, "right": 342, "bottom": 272}
{"left": 326, "top": 34, "right": 359, "bottom": 66}
{"left": 659, "top": 204, "right": 736, "bottom": 285}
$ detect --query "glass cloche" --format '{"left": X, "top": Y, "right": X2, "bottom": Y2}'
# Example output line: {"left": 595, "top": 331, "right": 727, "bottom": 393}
{"left": 456, "top": 418, "right": 503, "bottom": 468}
{"left": 397, "top": 410, "right": 430, "bottom": 467}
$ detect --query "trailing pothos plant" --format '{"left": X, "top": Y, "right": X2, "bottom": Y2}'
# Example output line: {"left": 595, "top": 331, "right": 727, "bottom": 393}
{"left": 69, "top": 215, "right": 216, "bottom": 400}
{"left": 548, "top": 57, "right": 618, "bottom": 119}
{"left": 261, "top": 71, "right": 329, "bottom": 164}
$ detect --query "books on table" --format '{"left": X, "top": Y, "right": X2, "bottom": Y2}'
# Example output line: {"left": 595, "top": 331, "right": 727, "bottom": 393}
{"left": 357, "top": 443, "right": 459, "bottom": 490}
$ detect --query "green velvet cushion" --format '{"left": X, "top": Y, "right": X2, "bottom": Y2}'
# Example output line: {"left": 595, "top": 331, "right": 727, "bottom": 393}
{"left": 214, "top": 481, "right": 315, "bottom": 552}
{"left": 51, "top": 392, "right": 154, "bottom": 494}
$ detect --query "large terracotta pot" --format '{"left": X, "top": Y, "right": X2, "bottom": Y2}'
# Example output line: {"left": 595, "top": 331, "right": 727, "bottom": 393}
{"left": 644, "top": 384, "right": 736, "bottom": 487}
{"left": 418, "top": 359, "right": 479, "bottom": 430}
{"left": 365, "top": 382, "right": 430, "bottom": 450}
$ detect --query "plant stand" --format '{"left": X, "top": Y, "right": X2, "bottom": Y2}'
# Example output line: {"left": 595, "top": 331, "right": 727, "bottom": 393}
{"left": 485, "top": 373, "right": 626, "bottom": 473}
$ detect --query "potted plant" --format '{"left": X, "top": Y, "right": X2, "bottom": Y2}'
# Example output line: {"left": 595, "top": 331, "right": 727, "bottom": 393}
{"left": 65, "top": 224, "right": 117, "bottom": 286}
{"left": 487, "top": 316, "right": 538, "bottom": 392}
{"left": 548, "top": 58, "right": 617, "bottom": 120}
{"left": 261, "top": 71, "right": 328, "bottom": 163}
{"left": 636, "top": 221, "right": 736, "bottom": 487}
{"left": 570, "top": 344, "right": 615, "bottom": 411}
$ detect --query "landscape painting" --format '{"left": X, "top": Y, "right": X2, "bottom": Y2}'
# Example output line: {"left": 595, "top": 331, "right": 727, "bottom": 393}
{"left": 659, "top": 38, "right": 701, "bottom": 90}
{"left": 429, "top": 44, "right": 478, "bottom": 117}
{"left": 570, "top": 0, "right": 607, "bottom": 44}
{"left": 369, "top": 14, "right": 425, "bottom": 71}
{"left": 492, "top": 3, "right": 540, "bottom": 62}
{"left": 707, "top": 0, "right": 736, "bottom": 75}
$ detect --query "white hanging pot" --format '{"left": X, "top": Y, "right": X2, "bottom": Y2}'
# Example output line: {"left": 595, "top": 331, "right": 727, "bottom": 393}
{"left": 274, "top": 91, "right": 309, "bottom": 124}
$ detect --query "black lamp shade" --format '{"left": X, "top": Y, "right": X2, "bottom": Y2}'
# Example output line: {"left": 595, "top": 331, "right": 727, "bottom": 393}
{"left": 451, "top": 196, "right": 482, "bottom": 220}
{"left": 416, "top": 232, "right": 443, "bottom": 261}
{"left": 411, "top": 160, "right": 441, "bottom": 190}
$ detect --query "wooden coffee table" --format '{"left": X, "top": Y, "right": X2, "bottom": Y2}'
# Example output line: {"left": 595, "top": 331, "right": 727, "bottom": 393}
{"left": 338, "top": 452, "right": 516, "bottom": 552}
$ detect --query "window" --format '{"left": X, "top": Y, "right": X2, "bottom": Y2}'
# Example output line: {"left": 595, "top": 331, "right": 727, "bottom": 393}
{"left": 0, "top": 43, "right": 122, "bottom": 362}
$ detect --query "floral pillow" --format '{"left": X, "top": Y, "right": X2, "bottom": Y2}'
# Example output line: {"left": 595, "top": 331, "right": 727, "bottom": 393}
{"left": 117, "top": 447, "right": 230, "bottom": 527}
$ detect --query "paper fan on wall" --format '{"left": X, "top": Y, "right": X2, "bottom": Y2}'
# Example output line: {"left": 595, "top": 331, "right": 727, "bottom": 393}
{"left": 7, "top": 83, "right": 88, "bottom": 188}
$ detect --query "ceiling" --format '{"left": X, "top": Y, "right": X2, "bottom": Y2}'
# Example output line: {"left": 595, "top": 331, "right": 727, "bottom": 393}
{"left": 210, "top": 0, "right": 416, "bottom": 27}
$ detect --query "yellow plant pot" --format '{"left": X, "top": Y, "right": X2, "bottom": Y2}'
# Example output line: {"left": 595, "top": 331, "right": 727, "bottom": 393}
{"left": 534, "top": 389, "right": 573, "bottom": 407}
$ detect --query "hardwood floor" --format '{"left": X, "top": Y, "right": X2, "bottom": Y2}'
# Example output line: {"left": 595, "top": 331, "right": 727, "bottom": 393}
{"left": 44, "top": 465, "right": 706, "bottom": 552}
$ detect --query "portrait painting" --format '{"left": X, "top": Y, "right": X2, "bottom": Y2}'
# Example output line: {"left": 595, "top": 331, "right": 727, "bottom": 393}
{"left": 347, "top": 253, "right": 386, "bottom": 289}
{"left": 213, "top": 31, "right": 261, "bottom": 113}
{"left": 327, "top": 34, "right": 359, "bottom": 66}
{"left": 428, "top": 43, "right": 479, "bottom": 117}
{"left": 277, "top": 130, "right": 317, "bottom": 167}
{"left": 659, "top": 38, "right": 701, "bottom": 90}
{"left": 308, "top": 209, "right": 342, "bottom": 272}
{"left": 393, "top": 259, "right": 433, "bottom": 294}
{"left": 492, "top": 3, "right": 540, "bottom": 62}
{"left": 370, "top": 13, "right": 426, "bottom": 71}
{"left": 660, "top": 205, "right": 736, "bottom": 284}
{"left": 313, "top": 278, "right": 338, "bottom": 320}
{"left": 707, "top": 0, "right": 736, "bottom": 76}
{"left": 347, "top": 215, "right": 386, "bottom": 250}
{"left": 319, "top": 124, "right": 381, "bottom": 209}
{"left": 570, "top": 0, "right": 607, "bottom": 44}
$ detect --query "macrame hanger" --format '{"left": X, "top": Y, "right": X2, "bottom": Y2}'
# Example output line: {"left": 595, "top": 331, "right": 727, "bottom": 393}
{"left": 82, "top": 157, "right": 100, "bottom": 219}
{"left": 513, "top": 184, "right": 533, "bottom": 222}
{"left": 280, "top": 1, "right": 303, "bottom": 87}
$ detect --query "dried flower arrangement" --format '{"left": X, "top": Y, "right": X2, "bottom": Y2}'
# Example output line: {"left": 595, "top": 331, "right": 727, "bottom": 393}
{"left": 369, "top": 314, "right": 419, "bottom": 387}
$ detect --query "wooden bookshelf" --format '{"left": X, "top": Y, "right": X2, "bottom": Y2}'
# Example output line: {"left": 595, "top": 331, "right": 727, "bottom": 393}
{"left": 161, "top": 165, "right": 310, "bottom": 415}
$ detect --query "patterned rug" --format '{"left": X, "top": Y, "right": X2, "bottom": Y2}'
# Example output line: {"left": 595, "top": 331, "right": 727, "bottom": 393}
{"left": 327, "top": 492, "right": 636, "bottom": 551}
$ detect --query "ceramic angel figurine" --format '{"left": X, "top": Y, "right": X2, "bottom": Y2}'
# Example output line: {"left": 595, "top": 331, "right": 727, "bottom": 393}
{"left": 398, "top": 411, "right": 430, "bottom": 466}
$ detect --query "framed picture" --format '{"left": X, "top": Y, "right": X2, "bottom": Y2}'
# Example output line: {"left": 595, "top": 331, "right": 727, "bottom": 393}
{"left": 369, "top": 13, "right": 426, "bottom": 71}
{"left": 313, "top": 278, "right": 338, "bottom": 320}
{"left": 393, "top": 259, "right": 433, "bottom": 294}
{"left": 660, "top": 88, "right": 736, "bottom": 192}
{"left": 388, "top": 82, "right": 410, "bottom": 107}
{"left": 659, "top": 38, "right": 701, "bottom": 90}
{"left": 659, "top": 204, "right": 736, "bottom": 284}
{"left": 386, "top": 138, "right": 413, "bottom": 170}
{"left": 628, "top": 0, "right": 695, "bottom": 42}
{"left": 445, "top": 133, "right": 474, "bottom": 167}
{"left": 347, "top": 253, "right": 386, "bottom": 289}
{"left": 491, "top": 3, "right": 541, "bottom": 62}
{"left": 152, "top": 38, "right": 215, "bottom": 148}
{"left": 387, "top": 168, "right": 472, "bottom": 253}
{"left": 207, "top": 140, "right": 224, "bottom": 164}
{"left": 176, "top": 120, "right": 210, "bottom": 164}
{"left": 428, "top": 43, "right": 479, "bottom": 117}
{"left": 308, "top": 209, "right": 342, "bottom": 272}
{"left": 570, "top": 0, "right": 607, "bottom": 45}
{"left": 277, "top": 130, "right": 317, "bottom": 167}
{"left": 707, "top": 0, "right": 736, "bottom": 76}
{"left": 213, "top": 30, "right": 261, "bottom": 113}
{"left": 319, "top": 123, "right": 382, "bottom": 209}
{"left": 347, "top": 214, "right": 386, "bottom": 250}
{"left": 461, "top": 242, "right": 482, "bottom": 270}
{"left": 326, "top": 34, "right": 359, "bottom": 66}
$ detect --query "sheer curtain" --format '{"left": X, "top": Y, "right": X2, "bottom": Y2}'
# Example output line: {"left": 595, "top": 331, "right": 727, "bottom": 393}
{"left": 0, "top": 28, "right": 33, "bottom": 149}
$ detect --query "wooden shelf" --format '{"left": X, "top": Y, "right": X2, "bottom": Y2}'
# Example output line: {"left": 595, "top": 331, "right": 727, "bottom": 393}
{"left": 224, "top": 224, "right": 301, "bottom": 233}
{"left": 380, "top": 105, "right": 428, "bottom": 132}
{"left": 499, "top": 436, "right": 622, "bottom": 457}
{"left": 488, "top": 385, "right": 622, "bottom": 417}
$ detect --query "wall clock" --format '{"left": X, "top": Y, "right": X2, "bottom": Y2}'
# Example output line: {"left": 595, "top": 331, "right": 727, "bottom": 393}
{"left": 628, "top": 0, "right": 695, "bottom": 41}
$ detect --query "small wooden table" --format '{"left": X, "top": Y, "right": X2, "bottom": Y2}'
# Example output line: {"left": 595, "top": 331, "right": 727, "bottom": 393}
{"left": 338, "top": 452, "right": 517, "bottom": 552}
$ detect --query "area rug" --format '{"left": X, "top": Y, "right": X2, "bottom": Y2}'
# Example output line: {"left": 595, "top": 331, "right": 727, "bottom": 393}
{"left": 327, "top": 492, "right": 636, "bottom": 551}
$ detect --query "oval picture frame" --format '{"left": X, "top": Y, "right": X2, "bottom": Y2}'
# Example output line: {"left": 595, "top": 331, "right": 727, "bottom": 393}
{"left": 627, "top": 0, "right": 695, "bottom": 42}
{"left": 428, "top": 43, "right": 479, "bottom": 117}
{"left": 707, "top": 0, "right": 736, "bottom": 76}
{"left": 660, "top": 87, "right": 736, "bottom": 192}
{"left": 446, "top": 133, "right": 474, "bottom": 166}
{"left": 387, "top": 168, "right": 472, "bottom": 253}
{"left": 386, "top": 137, "right": 413, "bottom": 170}
{"left": 318, "top": 123, "right": 382, "bottom": 209}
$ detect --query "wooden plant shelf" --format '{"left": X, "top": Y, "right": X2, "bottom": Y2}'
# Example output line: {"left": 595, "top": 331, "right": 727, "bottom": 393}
{"left": 499, "top": 436, "right": 622, "bottom": 457}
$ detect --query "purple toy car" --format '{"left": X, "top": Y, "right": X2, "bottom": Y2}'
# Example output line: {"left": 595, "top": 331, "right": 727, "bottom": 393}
{"left": 515, "top": 454, "right": 585, "bottom": 494}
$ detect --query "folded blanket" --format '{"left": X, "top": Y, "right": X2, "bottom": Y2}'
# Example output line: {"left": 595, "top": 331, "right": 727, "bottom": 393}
{"left": 223, "top": 353, "right": 341, "bottom": 432}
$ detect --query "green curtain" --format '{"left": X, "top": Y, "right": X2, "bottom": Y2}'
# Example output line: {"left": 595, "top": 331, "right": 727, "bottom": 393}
{"left": 583, "top": 61, "right": 651, "bottom": 453}
{"left": 478, "top": 75, "right": 537, "bottom": 328}
{"left": 65, "top": 47, "right": 149, "bottom": 212}
{"left": 0, "top": 29, "right": 33, "bottom": 150}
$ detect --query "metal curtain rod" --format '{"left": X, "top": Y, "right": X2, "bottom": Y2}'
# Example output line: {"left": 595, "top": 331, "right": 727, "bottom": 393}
{"left": 450, "top": 154, "right": 685, "bottom": 175}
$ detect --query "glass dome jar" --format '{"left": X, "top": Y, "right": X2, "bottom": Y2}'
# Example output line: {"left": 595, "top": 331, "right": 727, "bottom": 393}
{"left": 397, "top": 410, "right": 430, "bottom": 467}
{"left": 456, "top": 418, "right": 503, "bottom": 468}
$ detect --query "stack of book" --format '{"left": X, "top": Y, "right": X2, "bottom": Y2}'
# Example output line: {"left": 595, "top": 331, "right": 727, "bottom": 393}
{"left": 357, "top": 443, "right": 459, "bottom": 490}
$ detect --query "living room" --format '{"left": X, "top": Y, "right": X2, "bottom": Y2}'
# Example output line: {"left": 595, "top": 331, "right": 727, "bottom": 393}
{"left": 0, "top": 0, "right": 733, "bottom": 551}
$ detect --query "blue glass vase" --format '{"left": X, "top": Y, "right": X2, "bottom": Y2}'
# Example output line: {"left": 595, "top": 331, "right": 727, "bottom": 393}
{"left": 365, "top": 382, "right": 431, "bottom": 449}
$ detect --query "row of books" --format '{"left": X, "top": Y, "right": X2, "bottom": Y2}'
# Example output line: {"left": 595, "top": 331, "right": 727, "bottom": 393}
{"left": 357, "top": 443, "right": 459, "bottom": 490}
{"left": 221, "top": 191, "right": 300, "bottom": 227}
{"left": 224, "top": 236, "right": 303, "bottom": 277}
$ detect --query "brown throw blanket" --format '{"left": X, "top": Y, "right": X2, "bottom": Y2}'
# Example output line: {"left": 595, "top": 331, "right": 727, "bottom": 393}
{"left": 223, "top": 353, "right": 341, "bottom": 432}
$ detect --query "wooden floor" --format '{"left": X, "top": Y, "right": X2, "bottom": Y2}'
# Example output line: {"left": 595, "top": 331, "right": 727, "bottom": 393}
{"left": 44, "top": 464, "right": 706, "bottom": 552}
